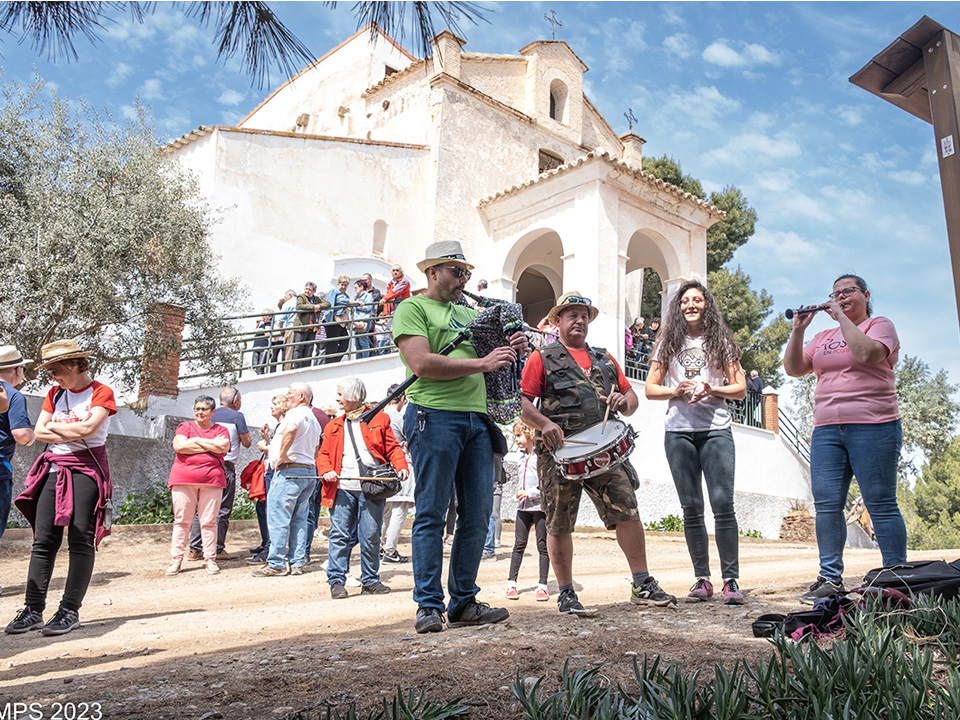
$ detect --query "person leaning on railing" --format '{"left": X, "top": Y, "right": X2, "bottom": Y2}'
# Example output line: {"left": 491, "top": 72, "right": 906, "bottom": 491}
{"left": 322, "top": 276, "right": 351, "bottom": 365}
{"left": 277, "top": 290, "right": 297, "bottom": 371}
{"left": 293, "top": 282, "right": 330, "bottom": 369}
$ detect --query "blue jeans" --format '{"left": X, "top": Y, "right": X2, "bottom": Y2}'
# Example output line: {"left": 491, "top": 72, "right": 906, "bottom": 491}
{"left": 255, "top": 470, "right": 273, "bottom": 550}
{"left": 326, "top": 488, "right": 385, "bottom": 587}
{"left": 354, "top": 322, "right": 373, "bottom": 358}
{"left": 405, "top": 404, "right": 494, "bottom": 616}
{"left": 0, "top": 474, "right": 12, "bottom": 541}
{"left": 664, "top": 428, "right": 739, "bottom": 579}
{"left": 810, "top": 420, "right": 906, "bottom": 581}
{"left": 265, "top": 467, "right": 317, "bottom": 571}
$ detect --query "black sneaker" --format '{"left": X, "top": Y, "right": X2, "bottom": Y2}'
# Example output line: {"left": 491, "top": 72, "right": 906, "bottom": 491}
{"left": 361, "top": 581, "right": 391, "bottom": 595}
{"left": 414, "top": 607, "right": 445, "bottom": 634}
{"left": 447, "top": 599, "right": 509, "bottom": 628}
{"left": 40, "top": 608, "right": 80, "bottom": 636}
{"left": 248, "top": 545, "right": 265, "bottom": 555}
{"left": 330, "top": 581, "right": 348, "bottom": 599}
{"left": 382, "top": 549, "right": 408, "bottom": 564}
{"left": 5, "top": 606, "right": 44, "bottom": 634}
{"left": 630, "top": 576, "right": 677, "bottom": 607}
{"left": 246, "top": 550, "right": 268, "bottom": 565}
{"left": 798, "top": 576, "right": 846, "bottom": 605}
{"left": 557, "top": 588, "right": 584, "bottom": 614}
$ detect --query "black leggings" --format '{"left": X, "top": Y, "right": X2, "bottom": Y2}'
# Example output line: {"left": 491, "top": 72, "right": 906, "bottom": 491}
{"left": 508, "top": 510, "right": 549, "bottom": 585}
{"left": 25, "top": 470, "right": 100, "bottom": 613}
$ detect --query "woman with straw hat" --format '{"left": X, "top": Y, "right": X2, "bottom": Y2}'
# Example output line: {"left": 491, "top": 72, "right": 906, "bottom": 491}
{"left": 5, "top": 340, "right": 116, "bottom": 637}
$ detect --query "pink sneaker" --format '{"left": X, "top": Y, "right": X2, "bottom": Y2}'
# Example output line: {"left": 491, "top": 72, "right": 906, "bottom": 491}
{"left": 722, "top": 579, "right": 745, "bottom": 605}
{"left": 505, "top": 585, "right": 520, "bottom": 600}
{"left": 685, "top": 577, "right": 714, "bottom": 602}
{"left": 535, "top": 587, "right": 549, "bottom": 602}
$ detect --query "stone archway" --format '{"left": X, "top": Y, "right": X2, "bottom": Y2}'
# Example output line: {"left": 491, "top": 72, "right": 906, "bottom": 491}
{"left": 516, "top": 267, "right": 557, "bottom": 326}
{"left": 623, "top": 229, "right": 678, "bottom": 325}
{"left": 502, "top": 228, "right": 564, "bottom": 324}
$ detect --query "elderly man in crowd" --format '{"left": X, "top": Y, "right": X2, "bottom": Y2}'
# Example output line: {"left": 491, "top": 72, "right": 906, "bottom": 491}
{"left": 394, "top": 240, "right": 528, "bottom": 633}
{"left": 379, "top": 265, "right": 411, "bottom": 354}
{"left": 521, "top": 292, "right": 676, "bottom": 614}
{"left": 253, "top": 382, "right": 321, "bottom": 577}
{"left": 188, "top": 386, "right": 251, "bottom": 561}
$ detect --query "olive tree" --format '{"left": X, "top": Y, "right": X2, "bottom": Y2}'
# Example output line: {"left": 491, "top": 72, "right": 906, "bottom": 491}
{"left": 0, "top": 76, "right": 244, "bottom": 394}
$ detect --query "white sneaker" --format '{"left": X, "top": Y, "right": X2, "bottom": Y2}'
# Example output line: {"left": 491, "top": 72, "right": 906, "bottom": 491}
{"left": 345, "top": 574, "right": 362, "bottom": 588}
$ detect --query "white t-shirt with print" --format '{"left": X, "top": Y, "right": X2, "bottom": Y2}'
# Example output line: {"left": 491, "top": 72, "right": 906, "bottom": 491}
{"left": 653, "top": 336, "right": 731, "bottom": 432}
{"left": 42, "top": 381, "right": 117, "bottom": 455}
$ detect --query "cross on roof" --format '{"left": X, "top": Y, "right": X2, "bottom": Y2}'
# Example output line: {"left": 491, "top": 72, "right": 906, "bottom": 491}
{"left": 544, "top": 10, "right": 562, "bottom": 40}
{"left": 624, "top": 108, "right": 637, "bottom": 131}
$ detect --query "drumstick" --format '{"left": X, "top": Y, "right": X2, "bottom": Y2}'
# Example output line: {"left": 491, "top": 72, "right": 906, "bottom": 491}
{"left": 601, "top": 402, "right": 611, "bottom": 434}
{"left": 561, "top": 438, "right": 595, "bottom": 445}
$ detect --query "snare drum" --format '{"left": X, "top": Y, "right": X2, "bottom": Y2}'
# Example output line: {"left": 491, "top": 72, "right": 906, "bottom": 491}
{"left": 553, "top": 420, "right": 636, "bottom": 480}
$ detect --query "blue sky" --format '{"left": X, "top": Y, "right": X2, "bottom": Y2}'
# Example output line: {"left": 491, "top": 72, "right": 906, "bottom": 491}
{"left": 3, "top": 1, "right": 959, "bottom": 393}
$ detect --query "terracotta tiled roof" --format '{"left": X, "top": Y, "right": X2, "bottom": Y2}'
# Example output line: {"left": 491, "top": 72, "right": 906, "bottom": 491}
{"left": 361, "top": 57, "right": 428, "bottom": 98}
{"left": 460, "top": 52, "right": 525, "bottom": 62}
{"left": 166, "top": 125, "right": 216, "bottom": 151}
{"left": 477, "top": 148, "right": 724, "bottom": 216}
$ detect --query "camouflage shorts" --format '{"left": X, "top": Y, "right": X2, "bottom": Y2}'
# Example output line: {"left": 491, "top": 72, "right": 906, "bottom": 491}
{"left": 537, "top": 452, "right": 639, "bottom": 535}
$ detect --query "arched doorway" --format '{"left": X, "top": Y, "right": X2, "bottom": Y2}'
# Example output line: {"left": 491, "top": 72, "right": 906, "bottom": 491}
{"left": 516, "top": 268, "right": 556, "bottom": 326}
{"left": 503, "top": 229, "right": 565, "bottom": 326}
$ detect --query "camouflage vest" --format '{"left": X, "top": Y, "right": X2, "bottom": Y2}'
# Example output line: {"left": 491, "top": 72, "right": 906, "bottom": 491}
{"left": 537, "top": 342, "right": 615, "bottom": 435}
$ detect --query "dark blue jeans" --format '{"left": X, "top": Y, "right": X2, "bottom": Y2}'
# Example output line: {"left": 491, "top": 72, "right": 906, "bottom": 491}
{"left": 664, "top": 427, "right": 739, "bottom": 579}
{"left": 405, "top": 404, "right": 494, "bottom": 616}
{"left": 810, "top": 420, "right": 906, "bottom": 581}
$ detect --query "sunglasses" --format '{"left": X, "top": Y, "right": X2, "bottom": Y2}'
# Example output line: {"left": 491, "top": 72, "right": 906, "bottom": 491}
{"left": 439, "top": 265, "right": 472, "bottom": 280}
{"left": 561, "top": 296, "right": 592, "bottom": 307}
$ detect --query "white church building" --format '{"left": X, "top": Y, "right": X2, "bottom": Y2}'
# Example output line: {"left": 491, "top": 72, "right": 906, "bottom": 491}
{"left": 161, "top": 26, "right": 812, "bottom": 537}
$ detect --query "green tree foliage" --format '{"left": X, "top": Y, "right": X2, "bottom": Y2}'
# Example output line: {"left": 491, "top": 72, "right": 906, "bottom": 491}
{"left": 900, "top": 439, "right": 960, "bottom": 550}
{"left": 895, "top": 355, "right": 960, "bottom": 473}
{"left": 708, "top": 267, "right": 791, "bottom": 387}
{"left": 640, "top": 155, "right": 783, "bottom": 385}
{"left": 0, "top": 76, "right": 244, "bottom": 393}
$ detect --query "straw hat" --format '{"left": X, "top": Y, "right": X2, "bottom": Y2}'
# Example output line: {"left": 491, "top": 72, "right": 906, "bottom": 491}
{"left": 416, "top": 240, "right": 475, "bottom": 273}
{"left": 36, "top": 339, "right": 91, "bottom": 369}
{"left": 546, "top": 291, "right": 600, "bottom": 325}
{"left": 0, "top": 345, "right": 29, "bottom": 369}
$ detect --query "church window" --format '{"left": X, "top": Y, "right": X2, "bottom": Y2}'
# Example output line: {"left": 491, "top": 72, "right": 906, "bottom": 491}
{"left": 549, "top": 79, "right": 568, "bottom": 123}
{"left": 538, "top": 150, "right": 563, "bottom": 174}
{"left": 373, "top": 220, "right": 388, "bottom": 255}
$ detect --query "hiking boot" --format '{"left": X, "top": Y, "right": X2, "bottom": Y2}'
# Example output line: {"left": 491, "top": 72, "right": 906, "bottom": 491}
{"left": 252, "top": 564, "right": 288, "bottom": 577}
{"left": 165, "top": 560, "right": 182, "bottom": 577}
{"left": 187, "top": 550, "right": 203, "bottom": 561}
{"left": 361, "top": 581, "right": 391, "bottom": 595}
{"left": 5, "top": 606, "right": 43, "bottom": 634}
{"left": 799, "top": 576, "right": 845, "bottom": 605}
{"left": 414, "top": 607, "right": 445, "bottom": 634}
{"left": 535, "top": 586, "right": 550, "bottom": 602}
{"left": 447, "top": 599, "right": 509, "bottom": 628}
{"left": 505, "top": 585, "right": 520, "bottom": 600}
{"left": 290, "top": 566, "right": 304, "bottom": 576}
{"left": 40, "top": 608, "right": 80, "bottom": 636}
{"left": 630, "top": 576, "right": 677, "bottom": 607}
{"left": 382, "top": 549, "right": 408, "bottom": 564}
{"left": 557, "top": 588, "right": 584, "bottom": 614}
{"left": 722, "top": 579, "right": 745, "bottom": 605}
{"left": 330, "top": 582, "right": 348, "bottom": 599}
{"left": 686, "top": 578, "right": 714, "bottom": 603}
{"left": 246, "top": 550, "right": 268, "bottom": 565}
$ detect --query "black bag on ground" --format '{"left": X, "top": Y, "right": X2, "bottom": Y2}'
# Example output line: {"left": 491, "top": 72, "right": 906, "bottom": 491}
{"left": 752, "top": 595, "right": 855, "bottom": 639}
{"left": 858, "top": 559, "right": 960, "bottom": 600}
{"left": 346, "top": 420, "right": 400, "bottom": 501}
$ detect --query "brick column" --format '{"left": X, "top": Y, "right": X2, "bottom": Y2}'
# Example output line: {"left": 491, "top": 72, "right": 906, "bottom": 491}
{"left": 139, "top": 303, "right": 186, "bottom": 400}
{"left": 762, "top": 393, "right": 779, "bottom": 433}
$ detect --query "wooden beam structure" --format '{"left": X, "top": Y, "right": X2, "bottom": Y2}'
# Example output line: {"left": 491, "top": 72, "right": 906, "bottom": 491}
{"left": 851, "top": 16, "right": 960, "bottom": 330}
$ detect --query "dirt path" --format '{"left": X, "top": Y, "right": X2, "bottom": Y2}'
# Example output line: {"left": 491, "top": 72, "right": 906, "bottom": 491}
{"left": 0, "top": 522, "right": 952, "bottom": 718}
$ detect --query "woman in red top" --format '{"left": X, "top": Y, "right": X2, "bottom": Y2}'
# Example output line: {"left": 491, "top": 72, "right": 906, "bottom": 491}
{"left": 317, "top": 377, "right": 407, "bottom": 598}
{"left": 6, "top": 340, "right": 116, "bottom": 637}
{"left": 166, "top": 395, "right": 230, "bottom": 577}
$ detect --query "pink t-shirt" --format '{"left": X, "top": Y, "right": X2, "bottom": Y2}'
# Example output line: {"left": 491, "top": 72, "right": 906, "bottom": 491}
{"left": 803, "top": 316, "right": 900, "bottom": 426}
{"left": 168, "top": 422, "right": 229, "bottom": 488}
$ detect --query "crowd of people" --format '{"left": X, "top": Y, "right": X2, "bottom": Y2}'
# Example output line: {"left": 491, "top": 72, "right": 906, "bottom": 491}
{"left": 1, "top": 245, "right": 905, "bottom": 636}
{"left": 250, "top": 266, "right": 412, "bottom": 373}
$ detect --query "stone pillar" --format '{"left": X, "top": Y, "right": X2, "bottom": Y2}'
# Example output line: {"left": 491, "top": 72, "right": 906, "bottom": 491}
{"left": 430, "top": 30, "right": 465, "bottom": 79}
{"left": 139, "top": 303, "right": 186, "bottom": 401}
{"left": 619, "top": 132, "right": 646, "bottom": 171}
{"left": 762, "top": 392, "right": 779, "bottom": 433}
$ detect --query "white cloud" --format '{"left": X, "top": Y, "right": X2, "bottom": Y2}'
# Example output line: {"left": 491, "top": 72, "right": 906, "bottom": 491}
{"left": 753, "top": 170, "right": 797, "bottom": 194}
{"left": 774, "top": 192, "right": 831, "bottom": 222}
{"left": 217, "top": 89, "right": 246, "bottom": 106}
{"left": 106, "top": 62, "right": 134, "bottom": 88}
{"left": 660, "top": 85, "right": 740, "bottom": 128}
{"left": 602, "top": 18, "right": 646, "bottom": 74}
{"left": 702, "top": 40, "right": 780, "bottom": 68}
{"left": 120, "top": 104, "right": 138, "bottom": 122}
{"left": 660, "top": 5, "right": 685, "bottom": 27}
{"left": 749, "top": 226, "right": 822, "bottom": 265}
{"left": 702, "top": 132, "right": 801, "bottom": 167}
{"left": 891, "top": 170, "right": 928, "bottom": 187}
{"left": 140, "top": 78, "right": 164, "bottom": 100}
{"left": 836, "top": 105, "right": 864, "bottom": 127}
{"left": 663, "top": 33, "right": 695, "bottom": 59}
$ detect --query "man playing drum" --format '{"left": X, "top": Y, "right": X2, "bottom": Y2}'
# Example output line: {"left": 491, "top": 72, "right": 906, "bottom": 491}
{"left": 521, "top": 292, "right": 677, "bottom": 613}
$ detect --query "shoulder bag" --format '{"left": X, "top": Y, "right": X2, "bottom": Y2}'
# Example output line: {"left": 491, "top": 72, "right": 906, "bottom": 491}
{"left": 346, "top": 420, "right": 400, "bottom": 501}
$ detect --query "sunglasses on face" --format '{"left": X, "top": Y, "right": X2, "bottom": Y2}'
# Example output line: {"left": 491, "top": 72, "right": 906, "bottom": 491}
{"left": 828, "top": 287, "right": 860, "bottom": 300}
{"left": 440, "top": 265, "right": 472, "bottom": 280}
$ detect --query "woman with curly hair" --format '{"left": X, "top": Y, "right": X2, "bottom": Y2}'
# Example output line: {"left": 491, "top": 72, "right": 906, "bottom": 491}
{"left": 645, "top": 279, "right": 746, "bottom": 605}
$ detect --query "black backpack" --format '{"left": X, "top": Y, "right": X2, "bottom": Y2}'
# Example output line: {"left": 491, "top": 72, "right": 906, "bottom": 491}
{"left": 857, "top": 559, "right": 960, "bottom": 600}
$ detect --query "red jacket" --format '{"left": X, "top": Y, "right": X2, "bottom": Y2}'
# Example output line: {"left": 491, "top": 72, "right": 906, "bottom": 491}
{"left": 316, "top": 409, "right": 408, "bottom": 508}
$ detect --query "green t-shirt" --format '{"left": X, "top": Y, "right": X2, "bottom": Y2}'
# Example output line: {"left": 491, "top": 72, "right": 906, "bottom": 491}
{"left": 392, "top": 294, "right": 487, "bottom": 413}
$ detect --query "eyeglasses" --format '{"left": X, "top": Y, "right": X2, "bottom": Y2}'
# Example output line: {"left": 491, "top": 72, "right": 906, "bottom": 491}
{"left": 561, "top": 296, "right": 592, "bottom": 306}
{"left": 828, "top": 287, "right": 860, "bottom": 300}
{"left": 194, "top": 407, "right": 213, "bottom": 413}
{"left": 440, "top": 265, "right": 472, "bottom": 280}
